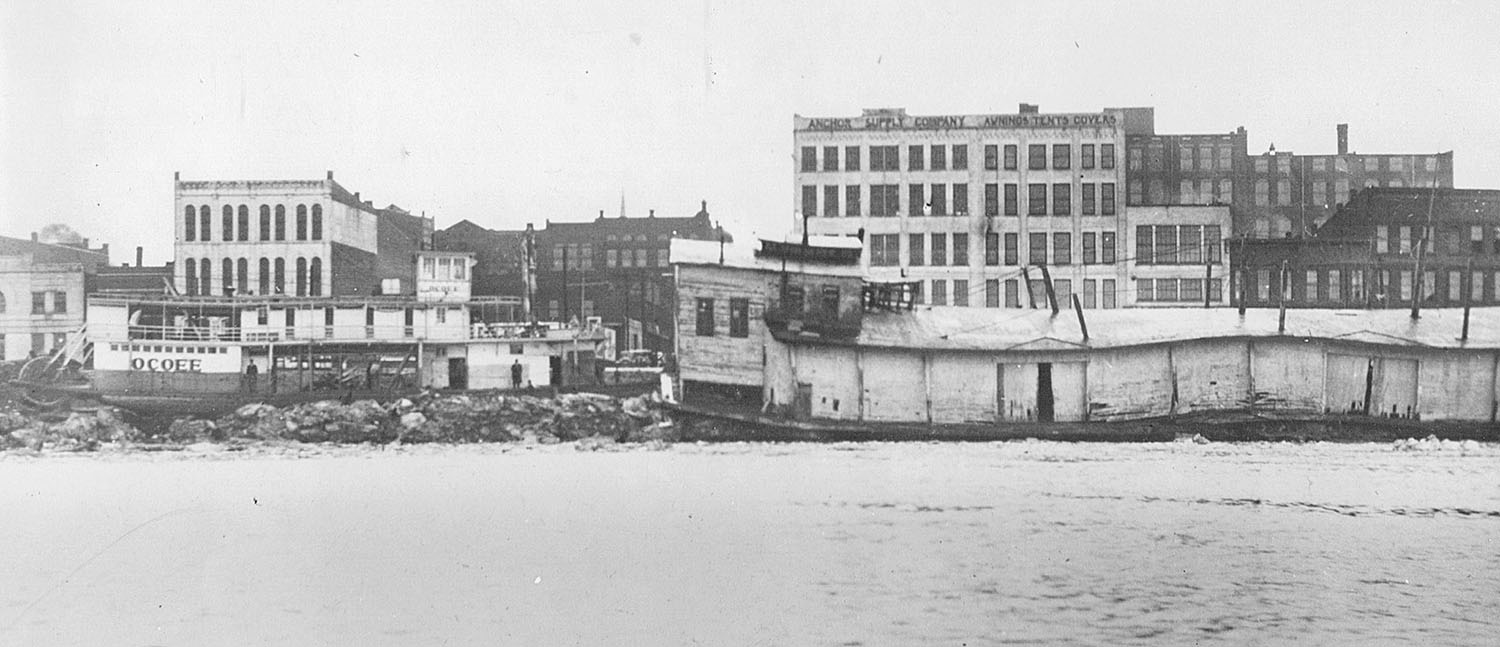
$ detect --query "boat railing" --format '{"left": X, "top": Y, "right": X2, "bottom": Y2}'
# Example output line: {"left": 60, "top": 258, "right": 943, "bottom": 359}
{"left": 94, "top": 320, "right": 608, "bottom": 345}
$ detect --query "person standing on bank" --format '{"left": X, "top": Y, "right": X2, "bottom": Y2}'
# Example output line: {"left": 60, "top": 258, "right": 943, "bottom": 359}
{"left": 511, "top": 359, "right": 523, "bottom": 390}
{"left": 244, "top": 361, "right": 259, "bottom": 393}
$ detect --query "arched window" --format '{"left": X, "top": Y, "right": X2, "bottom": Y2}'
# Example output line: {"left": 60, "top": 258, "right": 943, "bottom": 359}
{"left": 199, "top": 257, "right": 212, "bottom": 296}
{"left": 274, "top": 205, "right": 286, "bottom": 241}
{"left": 259, "top": 205, "right": 271, "bottom": 240}
{"left": 296, "top": 205, "right": 308, "bottom": 240}
{"left": 184, "top": 206, "right": 197, "bottom": 241}
{"left": 222, "top": 205, "right": 234, "bottom": 241}
{"left": 237, "top": 205, "right": 249, "bottom": 241}
{"left": 295, "top": 257, "right": 307, "bottom": 296}
{"left": 184, "top": 258, "right": 197, "bottom": 295}
{"left": 236, "top": 258, "right": 249, "bottom": 294}
{"left": 0, "top": 291, "right": 5, "bottom": 313}
{"left": 309, "top": 257, "right": 323, "bottom": 296}
{"left": 222, "top": 258, "right": 234, "bottom": 295}
{"left": 258, "top": 258, "right": 271, "bottom": 295}
{"left": 199, "top": 205, "right": 212, "bottom": 242}
{"left": 311, "top": 204, "right": 323, "bottom": 240}
{"left": 273, "top": 258, "right": 286, "bottom": 294}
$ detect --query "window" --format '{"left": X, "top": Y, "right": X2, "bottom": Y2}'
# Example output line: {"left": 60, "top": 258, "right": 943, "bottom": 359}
{"left": 32, "top": 291, "right": 46, "bottom": 314}
{"left": 1052, "top": 144, "right": 1070, "bottom": 170}
{"left": 237, "top": 205, "right": 249, "bottom": 241}
{"left": 931, "top": 145, "right": 946, "bottom": 171}
{"left": 1472, "top": 226, "right": 1486, "bottom": 254}
{"left": 985, "top": 144, "right": 998, "bottom": 170}
{"left": 635, "top": 249, "right": 647, "bottom": 267}
{"left": 871, "top": 185, "right": 899, "bottom": 216}
{"left": 1082, "top": 183, "right": 1096, "bottom": 215}
{"left": 909, "top": 145, "right": 924, "bottom": 171}
{"left": 1218, "top": 147, "right": 1232, "bottom": 170}
{"left": 1052, "top": 183, "right": 1070, "bottom": 216}
{"left": 1276, "top": 179, "right": 1291, "bottom": 206}
{"left": 199, "top": 205, "right": 211, "bottom": 242}
{"left": 1205, "top": 226, "right": 1222, "bottom": 262}
{"left": 1028, "top": 184, "right": 1047, "bottom": 216}
{"left": 258, "top": 258, "right": 270, "bottom": 295}
{"left": 1004, "top": 233, "right": 1018, "bottom": 265}
{"left": 1199, "top": 146, "right": 1214, "bottom": 170}
{"left": 1136, "top": 226, "right": 1153, "bottom": 264}
{"left": 1005, "top": 279, "right": 1019, "bottom": 307}
{"left": 1083, "top": 233, "right": 1097, "bottom": 264}
{"left": 871, "top": 146, "right": 899, "bottom": 171}
{"left": 1028, "top": 233, "right": 1047, "bottom": 265}
{"left": 222, "top": 205, "right": 233, "bottom": 241}
{"left": 908, "top": 234, "right": 925, "bottom": 266}
{"left": 985, "top": 184, "right": 999, "bottom": 216}
{"left": 1102, "top": 279, "right": 1116, "bottom": 308}
{"left": 952, "top": 184, "right": 968, "bottom": 215}
{"left": 1179, "top": 146, "right": 1194, "bottom": 171}
{"left": 1081, "top": 144, "right": 1095, "bottom": 170}
{"left": 1128, "top": 147, "right": 1143, "bottom": 171}
{"left": 222, "top": 258, "right": 234, "bottom": 295}
{"left": 729, "top": 298, "right": 749, "bottom": 337}
{"left": 184, "top": 206, "right": 196, "bottom": 241}
{"left": 930, "top": 183, "right": 947, "bottom": 215}
{"left": 1082, "top": 279, "right": 1097, "bottom": 308}
{"left": 931, "top": 280, "right": 947, "bottom": 306}
{"left": 274, "top": 257, "right": 285, "bottom": 294}
{"left": 930, "top": 233, "right": 947, "bottom": 266}
{"left": 1256, "top": 269, "right": 1271, "bottom": 301}
{"left": 845, "top": 185, "right": 861, "bottom": 216}
{"left": 953, "top": 279, "right": 969, "bottom": 307}
{"left": 695, "top": 298, "right": 715, "bottom": 336}
{"left": 259, "top": 205, "right": 271, "bottom": 240}
{"left": 823, "top": 185, "right": 840, "bottom": 216}
{"left": 274, "top": 205, "right": 286, "bottom": 241}
{"left": 1153, "top": 225, "right": 1176, "bottom": 264}
{"left": 800, "top": 147, "right": 816, "bottom": 172}
{"left": 1101, "top": 183, "right": 1116, "bottom": 215}
{"left": 1129, "top": 180, "right": 1144, "bottom": 205}
{"left": 1398, "top": 226, "right": 1411, "bottom": 254}
{"left": 802, "top": 186, "right": 817, "bottom": 217}
{"left": 1004, "top": 184, "right": 1019, "bottom": 216}
{"left": 1004, "top": 145, "right": 1018, "bottom": 170}
{"left": 1376, "top": 225, "right": 1389, "bottom": 254}
{"left": 985, "top": 233, "right": 999, "bottom": 266}
{"left": 1448, "top": 270, "right": 1462, "bottom": 302}
{"left": 295, "top": 257, "right": 308, "bottom": 296}
{"left": 1255, "top": 180, "right": 1269, "bottom": 206}
{"left": 1473, "top": 271, "right": 1484, "bottom": 302}
{"left": 1053, "top": 233, "right": 1071, "bottom": 265}
{"left": 606, "top": 249, "right": 618, "bottom": 267}
{"left": 309, "top": 258, "right": 322, "bottom": 296}
{"left": 845, "top": 146, "right": 861, "bottom": 171}
{"left": 1180, "top": 225, "right": 1203, "bottom": 263}
{"left": 1053, "top": 279, "right": 1071, "bottom": 306}
{"left": 823, "top": 146, "right": 839, "bottom": 172}
{"left": 1100, "top": 144, "right": 1115, "bottom": 169}
{"left": 311, "top": 204, "right": 323, "bottom": 240}
{"left": 870, "top": 234, "right": 900, "bottom": 266}
{"left": 1306, "top": 270, "right": 1319, "bottom": 302}
{"left": 909, "top": 184, "right": 925, "bottom": 216}
{"left": 952, "top": 144, "right": 967, "bottom": 170}
{"left": 952, "top": 233, "right": 968, "bottom": 266}
{"left": 985, "top": 279, "right": 999, "bottom": 307}
{"left": 296, "top": 205, "right": 308, "bottom": 240}
{"left": 1028, "top": 144, "right": 1046, "bottom": 170}
{"left": 1101, "top": 232, "right": 1116, "bottom": 264}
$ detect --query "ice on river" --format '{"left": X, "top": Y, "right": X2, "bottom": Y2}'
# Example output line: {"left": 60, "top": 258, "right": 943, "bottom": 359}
{"left": 2, "top": 439, "right": 1497, "bottom": 646}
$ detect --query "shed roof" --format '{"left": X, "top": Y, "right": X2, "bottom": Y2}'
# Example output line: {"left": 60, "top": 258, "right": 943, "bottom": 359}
{"left": 793, "top": 305, "right": 1500, "bottom": 352}
{"left": 671, "top": 238, "right": 864, "bottom": 277}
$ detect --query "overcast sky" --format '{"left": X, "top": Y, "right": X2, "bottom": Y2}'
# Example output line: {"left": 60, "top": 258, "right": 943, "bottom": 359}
{"left": 3, "top": 0, "right": 1497, "bottom": 264}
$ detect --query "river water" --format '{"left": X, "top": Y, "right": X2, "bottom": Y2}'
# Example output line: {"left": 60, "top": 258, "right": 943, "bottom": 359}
{"left": 1, "top": 439, "right": 1496, "bottom": 646}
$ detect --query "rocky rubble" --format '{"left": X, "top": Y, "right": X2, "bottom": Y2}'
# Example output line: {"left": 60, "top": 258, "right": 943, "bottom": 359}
{"left": 0, "top": 390, "right": 674, "bottom": 452}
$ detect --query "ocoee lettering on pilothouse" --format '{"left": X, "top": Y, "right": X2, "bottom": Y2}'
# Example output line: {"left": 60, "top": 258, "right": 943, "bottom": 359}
{"left": 130, "top": 357, "right": 203, "bottom": 372}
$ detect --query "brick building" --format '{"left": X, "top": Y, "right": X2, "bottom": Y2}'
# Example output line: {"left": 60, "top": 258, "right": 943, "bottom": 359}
{"left": 173, "top": 172, "right": 432, "bottom": 298}
{"left": 0, "top": 234, "right": 108, "bottom": 360}
{"left": 796, "top": 104, "right": 1132, "bottom": 310}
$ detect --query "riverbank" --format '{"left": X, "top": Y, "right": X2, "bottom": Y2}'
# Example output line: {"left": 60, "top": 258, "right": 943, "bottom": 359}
{"left": 0, "top": 390, "right": 676, "bottom": 453}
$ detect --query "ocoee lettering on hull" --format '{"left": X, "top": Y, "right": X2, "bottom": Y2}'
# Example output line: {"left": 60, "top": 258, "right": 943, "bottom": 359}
{"left": 130, "top": 358, "right": 203, "bottom": 372}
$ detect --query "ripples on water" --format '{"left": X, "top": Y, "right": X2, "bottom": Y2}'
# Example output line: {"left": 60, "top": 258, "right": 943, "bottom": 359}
{"left": 1, "top": 439, "right": 1496, "bottom": 646}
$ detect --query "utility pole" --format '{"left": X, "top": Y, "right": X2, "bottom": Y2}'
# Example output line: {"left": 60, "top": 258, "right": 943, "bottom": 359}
{"left": 1037, "top": 265, "right": 1059, "bottom": 316}
{"left": 1277, "top": 260, "right": 1289, "bottom": 334}
{"left": 1071, "top": 294, "right": 1089, "bottom": 342}
{"left": 1410, "top": 229, "right": 1424, "bottom": 320}
{"left": 1021, "top": 266, "right": 1038, "bottom": 309}
{"left": 561, "top": 245, "right": 570, "bottom": 323}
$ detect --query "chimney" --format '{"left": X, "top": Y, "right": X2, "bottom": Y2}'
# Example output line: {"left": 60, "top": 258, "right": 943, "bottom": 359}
{"left": 31, "top": 232, "right": 37, "bottom": 242}
{"left": 82, "top": 238, "right": 89, "bottom": 248}
{"left": 101, "top": 243, "right": 109, "bottom": 260}
{"left": 649, "top": 209, "right": 655, "bottom": 218}
{"left": 1337, "top": 124, "right": 1349, "bottom": 155}
{"left": 1019, "top": 103, "right": 1039, "bottom": 114}
{"left": 598, "top": 210, "right": 604, "bottom": 220}
{"left": 354, "top": 192, "right": 360, "bottom": 202}
{"left": 136, "top": 246, "right": 143, "bottom": 267}
{"left": 173, "top": 171, "right": 180, "bottom": 181}
{"left": 327, "top": 170, "right": 334, "bottom": 180}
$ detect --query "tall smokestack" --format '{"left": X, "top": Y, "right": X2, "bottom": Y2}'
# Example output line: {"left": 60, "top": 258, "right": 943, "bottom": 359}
{"left": 1337, "top": 124, "right": 1349, "bottom": 155}
{"left": 136, "top": 246, "right": 143, "bottom": 267}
